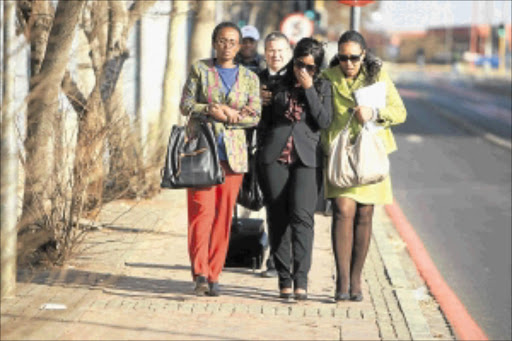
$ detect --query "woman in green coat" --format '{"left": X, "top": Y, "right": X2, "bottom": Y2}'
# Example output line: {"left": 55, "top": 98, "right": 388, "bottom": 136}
{"left": 321, "top": 30, "right": 406, "bottom": 302}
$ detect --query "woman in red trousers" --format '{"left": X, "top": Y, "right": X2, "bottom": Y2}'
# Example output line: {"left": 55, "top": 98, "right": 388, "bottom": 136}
{"left": 179, "top": 22, "right": 261, "bottom": 296}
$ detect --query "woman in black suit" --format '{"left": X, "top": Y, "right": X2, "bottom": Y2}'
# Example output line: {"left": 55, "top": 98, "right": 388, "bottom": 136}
{"left": 258, "top": 37, "right": 332, "bottom": 300}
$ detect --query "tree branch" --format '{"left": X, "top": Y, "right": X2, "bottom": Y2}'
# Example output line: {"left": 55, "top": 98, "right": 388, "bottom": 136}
{"left": 121, "top": 0, "right": 156, "bottom": 42}
{"left": 61, "top": 71, "right": 88, "bottom": 120}
{"left": 108, "top": 1, "right": 128, "bottom": 57}
{"left": 100, "top": 52, "right": 129, "bottom": 103}
{"left": 127, "top": 0, "right": 157, "bottom": 29}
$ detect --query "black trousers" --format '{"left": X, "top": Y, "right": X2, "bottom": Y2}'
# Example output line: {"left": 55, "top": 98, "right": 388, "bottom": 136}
{"left": 259, "top": 159, "right": 321, "bottom": 290}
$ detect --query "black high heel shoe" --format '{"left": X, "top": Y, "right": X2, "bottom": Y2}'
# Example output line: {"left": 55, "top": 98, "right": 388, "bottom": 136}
{"left": 350, "top": 293, "right": 363, "bottom": 302}
{"left": 279, "top": 288, "right": 293, "bottom": 299}
{"left": 335, "top": 292, "right": 350, "bottom": 301}
{"left": 294, "top": 289, "right": 308, "bottom": 301}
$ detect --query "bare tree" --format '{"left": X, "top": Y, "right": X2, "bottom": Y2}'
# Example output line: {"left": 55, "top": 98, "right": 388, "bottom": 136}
{"left": 18, "top": 0, "right": 86, "bottom": 262}
{"left": 16, "top": 0, "right": 155, "bottom": 265}
{"left": 67, "top": 0, "right": 155, "bottom": 225}
{"left": 18, "top": 0, "right": 54, "bottom": 231}
{"left": 158, "top": 0, "right": 189, "bottom": 155}
{"left": 188, "top": 0, "right": 216, "bottom": 64}
{"left": 103, "top": 1, "right": 150, "bottom": 201}
{"left": 1, "top": 0, "right": 18, "bottom": 299}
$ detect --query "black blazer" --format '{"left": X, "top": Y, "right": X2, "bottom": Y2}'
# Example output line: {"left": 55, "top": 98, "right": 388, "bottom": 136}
{"left": 259, "top": 77, "right": 333, "bottom": 168}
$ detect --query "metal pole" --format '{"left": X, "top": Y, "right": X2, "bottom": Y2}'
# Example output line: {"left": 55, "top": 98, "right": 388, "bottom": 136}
{"left": 1, "top": 0, "right": 18, "bottom": 299}
{"left": 350, "top": 6, "right": 361, "bottom": 31}
{"left": 498, "top": 25, "right": 506, "bottom": 73}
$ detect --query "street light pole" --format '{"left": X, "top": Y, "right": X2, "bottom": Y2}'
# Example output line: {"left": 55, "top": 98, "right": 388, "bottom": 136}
{"left": 350, "top": 6, "right": 361, "bottom": 31}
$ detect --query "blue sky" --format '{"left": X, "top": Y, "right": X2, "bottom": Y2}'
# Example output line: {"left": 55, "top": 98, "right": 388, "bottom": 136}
{"left": 370, "top": 1, "right": 512, "bottom": 32}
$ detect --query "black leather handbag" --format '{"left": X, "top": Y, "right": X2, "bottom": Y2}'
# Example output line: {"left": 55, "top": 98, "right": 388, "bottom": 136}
{"left": 236, "top": 128, "right": 264, "bottom": 211}
{"left": 161, "top": 120, "right": 224, "bottom": 189}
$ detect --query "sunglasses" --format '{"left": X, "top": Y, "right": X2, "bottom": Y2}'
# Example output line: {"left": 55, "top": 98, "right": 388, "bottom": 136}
{"left": 338, "top": 53, "right": 363, "bottom": 62}
{"left": 294, "top": 59, "right": 317, "bottom": 73}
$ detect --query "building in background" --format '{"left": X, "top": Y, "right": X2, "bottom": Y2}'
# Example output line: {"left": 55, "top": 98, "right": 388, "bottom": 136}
{"left": 388, "top": 23, "right": 511, "bottom": 66}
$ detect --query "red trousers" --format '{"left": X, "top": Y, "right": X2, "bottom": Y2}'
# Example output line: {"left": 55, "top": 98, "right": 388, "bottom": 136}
{"left": 187, "top": 162, "right": 243, "bottom": 283}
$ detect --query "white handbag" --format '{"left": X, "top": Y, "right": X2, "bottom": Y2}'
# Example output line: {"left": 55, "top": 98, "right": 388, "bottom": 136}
{"left": 327, "top": 110, "right": 389, "bottom": 189}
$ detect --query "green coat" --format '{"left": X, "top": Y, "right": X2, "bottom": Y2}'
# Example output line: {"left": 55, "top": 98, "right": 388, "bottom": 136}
{"left": 320, "top": 65, "right": 407, "bottom": 203}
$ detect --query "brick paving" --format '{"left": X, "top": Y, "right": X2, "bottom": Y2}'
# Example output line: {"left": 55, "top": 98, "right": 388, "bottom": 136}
{"left": 1, "top": 189, "right": 454, "bottom": 340}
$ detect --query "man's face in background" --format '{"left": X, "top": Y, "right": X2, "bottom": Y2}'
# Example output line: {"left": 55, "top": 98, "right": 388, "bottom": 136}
{"left": 240, "top": 37, "right": 258, "bottom": 59}
{"left": 265, "top": 38, "right": 291, "bottom": 72}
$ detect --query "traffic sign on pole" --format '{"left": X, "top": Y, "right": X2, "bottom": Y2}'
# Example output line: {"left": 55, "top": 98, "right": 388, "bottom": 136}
{"left": 280, "top": 12, "right": 315, "bottom": 45}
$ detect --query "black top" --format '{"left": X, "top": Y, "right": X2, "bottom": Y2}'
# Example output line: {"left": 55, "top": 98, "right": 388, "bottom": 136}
{"left": 257, "top": 72, "right": 333, "bottom": 168}
{"left": 235, "top": 53, "right": 267, "bottom": 74}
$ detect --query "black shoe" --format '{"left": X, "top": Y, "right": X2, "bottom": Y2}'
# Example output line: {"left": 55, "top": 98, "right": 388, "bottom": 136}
{"left": 261, "top": 268, "right": 278, "bottom": 278}
{"left": 194, "top": 276, "right": 209, "bottom": 296}
{"left": 294, "top": 289, "right": 308, "bottom": 301}
{"left": 350, "top": 293, "right": 363, "bottom": 302}
{"left": 279, "top": 288, "right": 293, "bottom": 299}
{"left": 208, "top": 282, "right": 220, "bottom": 296}
{"left": 335, "top": 292, "right": 350, "bottom": 301}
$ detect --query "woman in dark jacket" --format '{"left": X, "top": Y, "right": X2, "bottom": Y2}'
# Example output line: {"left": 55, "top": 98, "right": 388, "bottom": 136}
{"left": 258, "top": 37, "right": 333, "bottom": 300}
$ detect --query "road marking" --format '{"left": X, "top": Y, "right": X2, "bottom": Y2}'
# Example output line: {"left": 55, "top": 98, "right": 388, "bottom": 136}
{"left": 384, "top": 201, "right": 489, "bottom": 341}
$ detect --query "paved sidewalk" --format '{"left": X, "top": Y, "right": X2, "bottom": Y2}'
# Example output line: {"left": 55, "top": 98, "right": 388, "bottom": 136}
{"left": 1, "top": 190, "right": 454, "bottom": 340}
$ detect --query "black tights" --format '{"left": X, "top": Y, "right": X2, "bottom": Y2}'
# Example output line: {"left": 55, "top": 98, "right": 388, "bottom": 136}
{"left": 331, "top": 197, "right": 374, "bottom": 295}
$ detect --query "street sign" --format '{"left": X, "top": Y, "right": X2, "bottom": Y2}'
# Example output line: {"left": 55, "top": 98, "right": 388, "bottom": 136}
{"left": 280, "top": 12, "right": 314, "bottom": 45}
{"left": 338, "top": 0, "right": 375, "bottom": 7}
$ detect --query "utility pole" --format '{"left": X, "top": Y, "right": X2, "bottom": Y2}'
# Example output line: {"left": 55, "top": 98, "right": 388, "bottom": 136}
{"left": 483, "top": 0, "right": 493, "bottom": 74}
{"left": 469, "top": 1, "right": 478, "bottom": 71}
{"left": 498, "top": 23, "right": 506, "bottom": 73}
{"left": 1, "top": 0, "right": 18, "bottom": 299}
{"left": 498, "top": 1, "right": 507, "bottom": 73}
{"left": 339, "top": 1, "right": 375, "bottom": 32}
{"left": 350, "top": 6, "right": 361, "bottom": 31}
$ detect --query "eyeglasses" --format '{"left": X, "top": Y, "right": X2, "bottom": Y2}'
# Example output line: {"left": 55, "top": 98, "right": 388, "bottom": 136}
{"left": 216, "top": 38, "right": 238, "bottom": 48}
{"left": 294, "top": 59, "right": 317, "bottom": 73}
{"left": 338, "top": 53, "right": 363, "bottom": 63}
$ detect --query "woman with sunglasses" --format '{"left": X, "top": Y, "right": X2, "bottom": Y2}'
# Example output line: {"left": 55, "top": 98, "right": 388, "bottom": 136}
{"left": 258, "top": 37, "right": 332, "bottom": 300}
{"left": 180, "top": 22, "right": 261, "bottom": 297}
{"left": 320, "top": 30, "right": 406, "bottom": 302}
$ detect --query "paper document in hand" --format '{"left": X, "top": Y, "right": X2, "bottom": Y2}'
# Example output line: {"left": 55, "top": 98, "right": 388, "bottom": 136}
{"left": 353, "top": 81, "right": 386, "bottom": 109}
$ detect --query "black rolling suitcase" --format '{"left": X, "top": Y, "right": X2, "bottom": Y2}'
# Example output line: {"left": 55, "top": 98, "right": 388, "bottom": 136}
{"left": 225, "top": 207, "right": 267, "bottom": 270}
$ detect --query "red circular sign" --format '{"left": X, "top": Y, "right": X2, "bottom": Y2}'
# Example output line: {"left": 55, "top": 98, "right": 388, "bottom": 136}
{"left": 280, "top": 13, "right": 315, "bottom": 45}
{"left": 338, "top": 0, "right": 375, "bottom": 7}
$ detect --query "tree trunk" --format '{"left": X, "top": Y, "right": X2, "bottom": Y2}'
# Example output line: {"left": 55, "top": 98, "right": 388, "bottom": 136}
{"left": 103, "top": 0, "right": 155, "bottom": 200}
{"left": 158, "top": 0, "right": 189, "bottom": 154}
{"left": 74, "top": 0, "right": 155, "bottom": 210}
{"left": 27, "top": 0, "right": 54, "bottom": 76}
{"left": 188, "top": 0, "right": 216, "bottom": 64}
{"left": 71, "top": 0, "right": 108, "bottom": 220}
{"left": 20, "top": 0, "right": 85, "bottom": 236}
{"left": 1, "top": 0, "right": 18, "bottom": 299}
{"left": 18, "top": 0, "right": 53, "bottom": 231}
{"left": 104, "top": 70, "right": 147, "bottom": 202}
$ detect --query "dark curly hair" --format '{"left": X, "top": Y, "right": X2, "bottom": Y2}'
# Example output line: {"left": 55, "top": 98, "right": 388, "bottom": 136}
{"left": 211, "top": 22, "right": 242, "bottom": 45}
{"left": 328, "top": 30, "right": 382, "bottom": 84}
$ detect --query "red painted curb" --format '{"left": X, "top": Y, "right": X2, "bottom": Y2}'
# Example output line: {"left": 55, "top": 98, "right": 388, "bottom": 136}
{"left": 384, "top": 201, "right": 489, "bottom": 341}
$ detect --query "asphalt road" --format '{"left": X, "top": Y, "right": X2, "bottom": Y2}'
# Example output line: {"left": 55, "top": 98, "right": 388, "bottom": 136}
{"left": 389, "top": 70, "right": 511, "bottom": 341}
